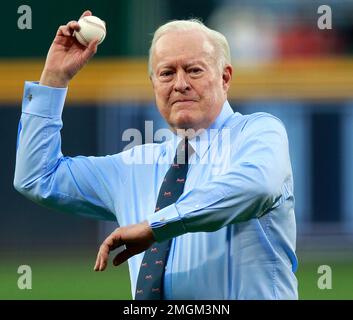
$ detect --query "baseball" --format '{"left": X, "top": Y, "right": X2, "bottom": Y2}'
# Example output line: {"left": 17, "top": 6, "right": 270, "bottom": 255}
{"left": 74, "top": 16, "right": 106, "bottom": 47}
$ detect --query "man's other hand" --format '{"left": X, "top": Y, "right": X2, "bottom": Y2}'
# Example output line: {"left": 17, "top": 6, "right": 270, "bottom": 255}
{"left": 94, "top": 221, "right": 155, "bottom": 271}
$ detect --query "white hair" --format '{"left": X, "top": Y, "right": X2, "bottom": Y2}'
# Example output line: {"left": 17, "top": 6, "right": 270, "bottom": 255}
{"left": 148, "top": 19, "right": 231, "bottom": 76}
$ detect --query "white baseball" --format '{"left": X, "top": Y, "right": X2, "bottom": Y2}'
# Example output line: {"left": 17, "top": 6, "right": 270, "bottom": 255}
{"left": 74, "top": 16, "right": 106, "bottom": 47}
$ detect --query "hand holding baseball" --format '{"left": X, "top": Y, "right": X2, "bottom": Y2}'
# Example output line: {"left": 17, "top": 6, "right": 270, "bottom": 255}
{"left": 40, "top": 10, "right": 103, "bottom": 88}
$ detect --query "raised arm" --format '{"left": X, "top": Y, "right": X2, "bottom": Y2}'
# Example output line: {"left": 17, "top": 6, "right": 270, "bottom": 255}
{"left": 14, "top": 11, "right": 116, "bottom": 221}
{"left": 39, "top": 10, "right": 99, "bottom": 88}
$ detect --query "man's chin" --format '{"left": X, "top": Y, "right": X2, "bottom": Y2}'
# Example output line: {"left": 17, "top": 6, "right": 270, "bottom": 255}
{"left": 172, "top": 117, "right": 195, "bottom": 130}
{"left": 171, "top": 119, "right": 206, "bottom": 136}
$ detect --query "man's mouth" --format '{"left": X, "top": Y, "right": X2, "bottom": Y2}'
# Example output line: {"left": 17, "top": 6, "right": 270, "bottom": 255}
{"left": 172, "top": 99, "right": 197, "bottom": 105}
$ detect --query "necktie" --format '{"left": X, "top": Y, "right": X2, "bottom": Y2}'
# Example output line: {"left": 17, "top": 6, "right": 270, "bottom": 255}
{"left": 135, "top": 138, "right": 190, "bottom": 300}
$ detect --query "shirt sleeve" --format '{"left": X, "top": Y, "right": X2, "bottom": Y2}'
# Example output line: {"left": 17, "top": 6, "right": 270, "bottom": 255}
{"left": 13, "top": 81, "right": 117, "bottom": 221}
{"left": 147, "top": 114, "right": 291, "bottom": 242}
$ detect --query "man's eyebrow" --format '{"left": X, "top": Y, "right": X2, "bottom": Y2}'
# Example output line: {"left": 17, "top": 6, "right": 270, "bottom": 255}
{"left": 184, "top": 61, "right": 207, "bottom": 68}
{"left": 156, "top": 63, "right": 173, "bottom": 70}
{"left": 156, "top": 60, "right": 207, "bottom": 70}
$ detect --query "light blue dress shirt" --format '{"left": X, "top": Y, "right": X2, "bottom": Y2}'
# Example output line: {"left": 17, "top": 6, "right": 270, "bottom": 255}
{"left": 14, "top": 82, "right": 298, "bottom": 300}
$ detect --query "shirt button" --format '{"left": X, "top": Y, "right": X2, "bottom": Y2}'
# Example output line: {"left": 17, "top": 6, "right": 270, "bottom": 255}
{"left": 195, "top": 204, "right": 199, "bottom": 208}
{"left": 27, "top": 94, "right": 33, "bottom": 101}
{"left": 160, "top": 217, "right": 165, "bottom": 222}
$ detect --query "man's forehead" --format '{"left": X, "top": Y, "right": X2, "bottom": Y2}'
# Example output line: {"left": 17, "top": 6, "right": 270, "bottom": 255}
{"left": 156, "top": 58, "right": 208, "bottom": 70}
{"left": 153, "top": 31, "right": 214, "bottom": 66}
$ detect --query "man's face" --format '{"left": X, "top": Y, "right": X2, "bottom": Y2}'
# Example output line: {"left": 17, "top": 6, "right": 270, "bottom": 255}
{"left": 150, "top": 30, "right": 232, "bottom": 133}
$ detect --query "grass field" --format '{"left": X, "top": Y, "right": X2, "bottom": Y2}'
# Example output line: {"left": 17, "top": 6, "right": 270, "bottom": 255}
{"left": 1, "top": 251, "right": 352, "bottom": 300}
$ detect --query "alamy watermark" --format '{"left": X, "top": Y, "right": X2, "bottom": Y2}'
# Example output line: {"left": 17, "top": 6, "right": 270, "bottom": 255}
{"left": 317, "top": 5, "right": 332, "bottom": 30}
{"left": 120, "top": 123, "right": 232, "bottom": 175}
{"left": 317, "top": 264, "right": 332, "bottom": 290}
{"left": 16, "top": 4, "right": 332, "bottom": 31}
{"left": 17, "top": 5, "right": 32, "bottom": 30}
{"left": 17, "top": 265, "right": 32, "bottom": 290}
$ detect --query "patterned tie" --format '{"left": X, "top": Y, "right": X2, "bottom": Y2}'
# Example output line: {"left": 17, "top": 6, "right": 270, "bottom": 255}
{"left": 135, "top": 138, "right": 191, "bottom": 300}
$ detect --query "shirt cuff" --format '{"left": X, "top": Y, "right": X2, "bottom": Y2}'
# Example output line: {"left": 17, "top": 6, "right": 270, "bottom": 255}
{"left": 146, "top": 203, "right": 187, "bottom": 242}
{"left": 22, "top": 81, "right": 68, "bottom": 118}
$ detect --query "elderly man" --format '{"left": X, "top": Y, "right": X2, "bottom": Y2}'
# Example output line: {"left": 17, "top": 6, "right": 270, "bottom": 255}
{"left": 14, "top": 10, "right": 298, "bottom": 299}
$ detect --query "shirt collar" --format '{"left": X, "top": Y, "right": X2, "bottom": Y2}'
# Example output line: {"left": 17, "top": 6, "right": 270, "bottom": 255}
{"left": 168, "top": 100, "right": 234, "bottom": 159}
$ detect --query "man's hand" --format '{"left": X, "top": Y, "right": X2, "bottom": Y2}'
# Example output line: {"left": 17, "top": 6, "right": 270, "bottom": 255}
{"left": 39, "top": 10, "right": 99, "bottom": 88}
{"left": 94, "top": 221, "right": 155, "bottom": 271}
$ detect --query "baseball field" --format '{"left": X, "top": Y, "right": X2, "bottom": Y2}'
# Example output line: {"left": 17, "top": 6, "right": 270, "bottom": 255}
{"left": 1, "top": 250, "right": 352, "bottom": 300}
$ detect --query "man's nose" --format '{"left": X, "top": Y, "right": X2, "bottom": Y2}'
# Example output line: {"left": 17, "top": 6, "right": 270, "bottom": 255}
{"left": 174, "top": 71, "right": 190, "bottom": 92}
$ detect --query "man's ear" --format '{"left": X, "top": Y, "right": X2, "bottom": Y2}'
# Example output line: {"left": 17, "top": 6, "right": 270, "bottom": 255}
{"left": 150, "top": 74, "right": 155, "bottom": 90}
{"left": 222, "top": 65, "right": 233, "bottom": 91}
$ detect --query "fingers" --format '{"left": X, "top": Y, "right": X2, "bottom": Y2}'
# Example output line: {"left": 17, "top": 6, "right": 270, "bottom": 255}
{"left": 81, "top": 39, "right": 99, "bottom": 61}
{"left": 56, "top": 9, "right": 92, "bottom": 37}
{"left": 57, "top": 25, "right": 71, "bottom": 37}
{"left": 80, "top": 10, "right": 92, "bottom": 19}
{"left": 56, "top": 21, "right": 80, "bottom": 37}
{"left": 113, "top": 247, "right": 134, "bottom": 267}
{"left": 94, "top": 243, "right": 112, "bottom": 271}
{"left": 94, "top": 243, "right": 109, "bottom": 271}
{"left": 67, "top": 21, "right": 80, "bottom": 32}
{"left": 94, "top": 230, "right": 121, "bottom": 271}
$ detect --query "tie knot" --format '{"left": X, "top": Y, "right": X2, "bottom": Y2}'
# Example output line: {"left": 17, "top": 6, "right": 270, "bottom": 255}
{"left": 174, "top": 138, "right": 193, "bottom": 165}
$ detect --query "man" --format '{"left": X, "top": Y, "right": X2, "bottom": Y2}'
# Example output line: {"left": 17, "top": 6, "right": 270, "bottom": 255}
{"left": 14, "top": 10, "right": 298, "bottom": 299}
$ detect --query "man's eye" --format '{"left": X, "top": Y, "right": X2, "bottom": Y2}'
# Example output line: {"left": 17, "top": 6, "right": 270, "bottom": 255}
{"left": 189, "top": 68, "right": 202, "bottom": 74}
{"left": 160, "top": 71, "right": 173, "bottom": 77}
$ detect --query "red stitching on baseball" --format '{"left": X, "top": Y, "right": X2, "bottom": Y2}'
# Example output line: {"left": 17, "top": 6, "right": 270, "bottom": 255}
{"left": 76, "top": 31, "right": 89, "bottom": 46}
{"left": 82, "top": 17, "right": 106, "bottom": 33}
